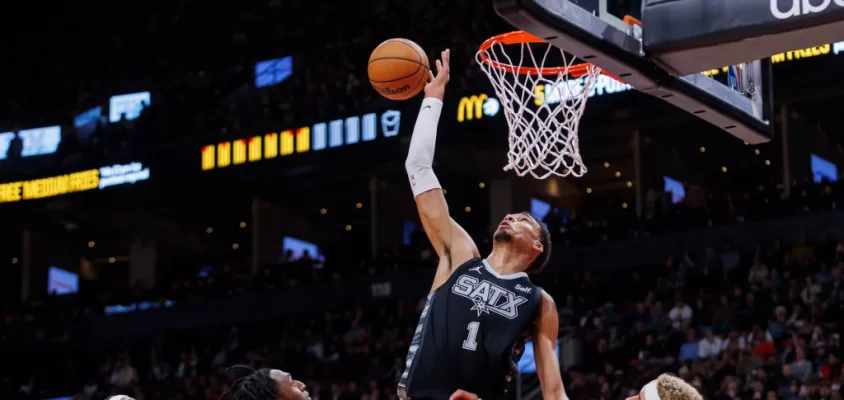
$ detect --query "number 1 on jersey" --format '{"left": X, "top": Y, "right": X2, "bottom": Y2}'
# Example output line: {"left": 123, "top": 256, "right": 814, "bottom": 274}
{"left": 462, "top": 321, "right": 480, "bottom": 351}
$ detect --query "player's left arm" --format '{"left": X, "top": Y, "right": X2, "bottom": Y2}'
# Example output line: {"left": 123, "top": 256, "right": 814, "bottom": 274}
{"left": 532, "top": 291, "right": 568, "bottom": 400}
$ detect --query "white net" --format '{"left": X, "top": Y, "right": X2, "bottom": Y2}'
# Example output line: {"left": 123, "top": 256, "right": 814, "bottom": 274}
{"left": 476, "top": 35, "right": 603, "bottom": 179}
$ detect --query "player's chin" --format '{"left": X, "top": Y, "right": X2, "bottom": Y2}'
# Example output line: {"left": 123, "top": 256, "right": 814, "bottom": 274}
{"left": 493, "top": 229, "right": 512, "bottom": 242}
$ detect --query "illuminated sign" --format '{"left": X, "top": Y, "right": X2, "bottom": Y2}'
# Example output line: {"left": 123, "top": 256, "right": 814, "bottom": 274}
{"left": 105, "top": 299, "right": 175, "bottom": 315}
{"left": 99, "top": 162, "right": 150, "bottom": 189}
{"left": 18, "top": 126, "right": 62, "bottom": 157}
{"left": 74, "top": 106, "right": 103, "bottom": 138}
{"left": 703, "top": 40, "right": 844, "bottom": 76}
{"left": 0, "top": 132, "right": 14, "bottom": 160}
{"left": 255, "top": 56, "right": 293, "bottom": 88}
{"left": 109, "top": 91, "right": 151, "bottom": 122}
{"left": 202, "top": 110, "right": 401, "bottom": 171}
{"left": 535, "top": 74, "right": 633, "bottom": 106}
{"left": 0, "top": 161, "right": 150, "bottom": 203}
{"left": 457, "top": 94, "right": 501, "bottom": 122}
{"left": 48, "top": 267, "right": 79, "bottom": 295}
{"left": 74, "top": 106, "right": 103, "bottom": 129}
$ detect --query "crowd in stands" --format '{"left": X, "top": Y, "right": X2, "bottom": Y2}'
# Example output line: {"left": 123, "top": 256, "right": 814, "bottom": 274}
{"left": 0, "top": 177, "right": 842, "bottom": 400}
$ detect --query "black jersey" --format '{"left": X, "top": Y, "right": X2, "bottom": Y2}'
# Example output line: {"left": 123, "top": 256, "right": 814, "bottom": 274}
{"left": 398, "top": 258, "right": 543, "bottom": 400}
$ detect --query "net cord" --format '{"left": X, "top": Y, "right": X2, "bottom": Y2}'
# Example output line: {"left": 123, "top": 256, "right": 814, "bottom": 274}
{"left": 476, "top": 40, "right": 602, "bottom": 179}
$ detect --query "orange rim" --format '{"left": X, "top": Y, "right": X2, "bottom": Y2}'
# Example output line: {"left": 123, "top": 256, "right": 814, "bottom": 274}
{"left": 478, "top": 31, "right": 623, "bottom": 82}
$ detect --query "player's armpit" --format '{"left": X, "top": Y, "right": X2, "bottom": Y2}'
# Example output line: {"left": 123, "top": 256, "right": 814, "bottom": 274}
{"left": 532, "top": 291, "right": 568, "bottom": 400}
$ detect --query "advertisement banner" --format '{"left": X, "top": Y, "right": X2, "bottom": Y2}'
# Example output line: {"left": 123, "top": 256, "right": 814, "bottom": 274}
{"left": 0, "top": 161, "right": 151, "bottom": 203}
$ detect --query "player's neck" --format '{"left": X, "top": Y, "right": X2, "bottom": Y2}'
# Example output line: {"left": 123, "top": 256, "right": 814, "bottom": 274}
{"left": 486, "top": 246, "right": 530, "bottom": 275}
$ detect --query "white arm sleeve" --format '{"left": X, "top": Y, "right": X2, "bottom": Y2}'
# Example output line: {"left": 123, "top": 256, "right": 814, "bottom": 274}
{"left": 405, "top": 97, "right": 444, "bottom": 198}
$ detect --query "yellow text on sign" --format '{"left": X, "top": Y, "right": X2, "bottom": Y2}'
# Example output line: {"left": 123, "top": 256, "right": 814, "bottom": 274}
{"left": 703, "top": 43, "right": 834, "bottom": 76}
{"left": 0, "top": 170, "right": 100, "bottom": 203}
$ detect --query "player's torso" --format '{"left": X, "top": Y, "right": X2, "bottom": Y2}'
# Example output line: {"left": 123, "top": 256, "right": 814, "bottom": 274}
{"left": 400, "top": 258, "right": 542, "bottom": 400}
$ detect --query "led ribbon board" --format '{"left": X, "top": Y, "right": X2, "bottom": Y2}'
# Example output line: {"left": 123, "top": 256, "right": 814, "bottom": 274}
{"left": 202, "top": 109, "right": 401, "bottom": 171}
{"left": 0, "top": 161, "right": 150, "bottom": 203}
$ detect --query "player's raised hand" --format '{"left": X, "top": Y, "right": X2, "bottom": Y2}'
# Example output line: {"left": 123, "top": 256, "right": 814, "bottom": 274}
{"left": 424, "top": 49, "right": 450, "bottom": 101}
{"left": 449, "top": 389, "right": 480, "bottom": 400}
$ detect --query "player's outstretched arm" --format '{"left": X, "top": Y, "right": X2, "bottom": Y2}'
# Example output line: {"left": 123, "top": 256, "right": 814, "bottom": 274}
{"left": 405, "top": 49, "right": 478, "bottom": 289}
{"left": 533, "top": 291, "right": 569, "bottom": 400}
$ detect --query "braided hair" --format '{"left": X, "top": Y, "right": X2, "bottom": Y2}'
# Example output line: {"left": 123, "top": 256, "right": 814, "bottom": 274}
{"left": 225, "top": 366, "right": 281, "bottom": 400}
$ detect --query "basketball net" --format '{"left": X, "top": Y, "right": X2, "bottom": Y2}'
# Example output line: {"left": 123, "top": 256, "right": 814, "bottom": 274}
{"left": 476, "top": 33, "right": 603, "bottom": 179}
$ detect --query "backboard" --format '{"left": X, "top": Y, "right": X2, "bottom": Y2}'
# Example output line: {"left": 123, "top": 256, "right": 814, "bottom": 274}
{"left": 489, "top": 0, "right": 844, "bottom": 144}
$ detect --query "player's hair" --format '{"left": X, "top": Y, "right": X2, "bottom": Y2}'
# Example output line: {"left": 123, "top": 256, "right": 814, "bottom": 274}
{"left": 225, "top": 366, "right": 281, "bottom": 400}
{"left": 523, "top": 212, "right": 552, "bottom": 273}
{"left": 655, "top": 374, "right": 703, "bottom": 400}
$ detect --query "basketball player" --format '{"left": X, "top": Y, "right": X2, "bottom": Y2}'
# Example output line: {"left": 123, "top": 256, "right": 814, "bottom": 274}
{"left": 628, "top": 374, "right": 703, "bottom": 400}
{"left": 399, "top": 48, "right": 565, "bottom": 400}
{"left": 448, "top": 374, "right": 703, "bottom": 400}
{"left": 209, "top": 366, "right": 478, "bottom": 400}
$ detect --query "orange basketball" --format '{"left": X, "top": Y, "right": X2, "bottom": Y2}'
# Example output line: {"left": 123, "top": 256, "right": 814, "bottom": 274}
{"left": 368, "top": 39, "right": 430, "bottom": 101}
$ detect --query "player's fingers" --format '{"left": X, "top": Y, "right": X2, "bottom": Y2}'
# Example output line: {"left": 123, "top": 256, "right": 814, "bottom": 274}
{"left": 435, "top": 59, "right": 443, "bottom": 75}
{"left": 444, "top": 49, "right": 450, "bottom": 66}
{"left": 427, "top": 70, "right": 436, "bottom": 82}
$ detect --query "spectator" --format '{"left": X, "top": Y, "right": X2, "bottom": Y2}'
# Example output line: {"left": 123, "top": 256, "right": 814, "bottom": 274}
{"left": 790, "top": 346, "right": 814, "bottom": 382}
{"left": 679, "top": 329, "right": 700, "bottom": 361}
{"left": 748, "top": 259, "right": 769, "bottom": 289}
{"left": 801, "top": 276, "right": 822, "bottom": 305}
{"left": 149, "top": 351, "right": 171, "bottom": 381}
{"left": 698, "top": 329, "right": 723, "bottom": 361}
{"left": 668, "top": 296, "right": 693, "bottom": 330}
{"left": 819, "top": 352, "right": 843, "bottom": 383}
{"left": 109, "top": 358, "right": 139, "bottom": 390}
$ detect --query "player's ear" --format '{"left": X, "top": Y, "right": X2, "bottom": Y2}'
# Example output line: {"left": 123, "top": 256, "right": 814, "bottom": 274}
{"left": 532, "top": 239, "right": 543, "bottom": 253}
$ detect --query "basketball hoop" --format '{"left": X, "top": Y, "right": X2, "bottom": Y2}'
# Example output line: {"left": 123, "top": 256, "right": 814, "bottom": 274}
{"left": 476, "top": 31, "right": 625, "bottom": 179}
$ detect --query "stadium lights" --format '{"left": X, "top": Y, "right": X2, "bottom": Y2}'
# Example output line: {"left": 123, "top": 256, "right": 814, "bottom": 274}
{"left": 345, "top": 225, "right": 352, "bottom": 231}
{"left": 239, "top": 221, "right": 247, "bottom": 228}
{"left": 615, "top": 171, "right": 621, "bottom": 177}
{"left": 11, "top": 258, "right": 18, "bottom": 264}
{"left": 479, "top": 182, "right": 486, "bottom": 188}
{"left": 356, "top": 202, "right": 363, "bottom": 209}
{"left": 232, "top": 243, "right": 240, "bottom": 250}
{"left": 586, "top": 188, "right": 592, "bottom": 193}
{"left": 626, "top": 181, "right": 633, "bottom": 187}
{"left": 603, "top": 162, "right": 610, "bottom": 168}
{"left": 699, "top": 146, "right": 706, "bottom": 153}
{"left": 755, "top": 149, "right": 761, "bottom": 155}
{"left": 109, "top": 257, "right": 116, "bottom": 264}
{"left": 465, "top": 206, "right": 472, "bottom": 212}
{"left": 721, "top": 166, "right": 728, "bottom": 173}
{"left": 765, "top": 160, "right": 771, "bottom": 166}
{"left": 622, "top": 202, "right": 628, "bottom": 209}
{"left": 88, "top": 241, "right": 96, "bottom": 248}
{"left": 320, "top": 208, "right": 328, "bottom": 215}
{"left": 206, "top": 227, "right": 213, "bottom": 234}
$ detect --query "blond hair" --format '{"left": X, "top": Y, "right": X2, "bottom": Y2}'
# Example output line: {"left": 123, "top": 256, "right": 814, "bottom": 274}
{"left": 656, "top": 374, "right": 703, "bottom": 400}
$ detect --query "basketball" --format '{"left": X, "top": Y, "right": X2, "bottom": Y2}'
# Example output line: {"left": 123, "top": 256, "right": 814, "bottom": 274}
{"left": 368, "top": 39, "right": 430, "bottom": 100}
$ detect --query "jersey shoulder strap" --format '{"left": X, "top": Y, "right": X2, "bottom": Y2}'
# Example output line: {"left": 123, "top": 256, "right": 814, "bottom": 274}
{"left": 452, "top": 257, "right": 484, "bottom": 274}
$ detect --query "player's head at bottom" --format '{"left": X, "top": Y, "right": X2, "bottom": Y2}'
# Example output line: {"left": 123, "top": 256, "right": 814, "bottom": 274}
{"left": 493, "top": 212, "right": 552, "bottom": 273}
{"left": 627, "top": 374, "right": 703, "bottom": 400}
{"left": 226, "top": 366, "right": 310, "bottom": 400}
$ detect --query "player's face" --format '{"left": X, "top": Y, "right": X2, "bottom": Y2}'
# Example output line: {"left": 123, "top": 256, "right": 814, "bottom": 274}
{"left": 493, "top": 213, "right": 542, "bottom": 253}
{"left": 268, "top": 369, "right": 310, "bottom": 400}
